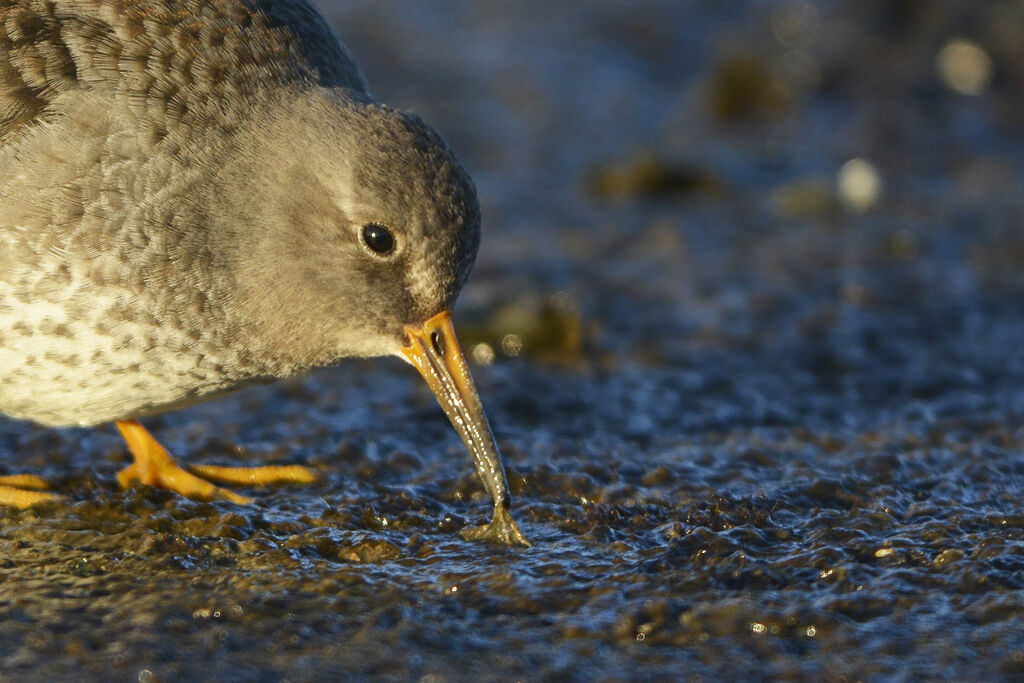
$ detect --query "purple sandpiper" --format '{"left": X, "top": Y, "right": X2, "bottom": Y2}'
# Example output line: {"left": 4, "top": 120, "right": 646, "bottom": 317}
{"left": 0, "top": 0, "right": 528, "bottom": 546}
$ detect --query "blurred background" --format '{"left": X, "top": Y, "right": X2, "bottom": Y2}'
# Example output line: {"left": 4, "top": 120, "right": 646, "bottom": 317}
{"left": 327, "top": 0, "right": 1024, "bottom": 377}
{"left": 3, "top": 1, "right": 1024, "bottom": 680}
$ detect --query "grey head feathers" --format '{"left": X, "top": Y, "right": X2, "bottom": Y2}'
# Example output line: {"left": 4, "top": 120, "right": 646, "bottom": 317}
{"left": 208, "top": 87, "right": 482, "bottom": 368}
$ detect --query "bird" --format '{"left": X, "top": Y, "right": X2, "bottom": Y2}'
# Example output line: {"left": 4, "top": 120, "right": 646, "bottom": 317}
{"left": 0, "top": 0, "right": 529, "bottom": 546}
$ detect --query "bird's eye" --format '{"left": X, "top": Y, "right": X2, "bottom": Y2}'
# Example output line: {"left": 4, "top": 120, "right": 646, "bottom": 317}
{"left": 361, "top": 223, "right": 395, "bottom": 255}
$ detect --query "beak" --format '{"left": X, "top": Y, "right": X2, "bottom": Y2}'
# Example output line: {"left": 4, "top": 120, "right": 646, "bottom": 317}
{"left": 401, "top": 310, "right": 529, "bottom": 546}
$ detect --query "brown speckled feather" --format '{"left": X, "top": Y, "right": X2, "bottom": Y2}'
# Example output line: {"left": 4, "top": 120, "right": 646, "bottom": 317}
{"left": 0, "top": 0, "right": 369, "bottom": 146}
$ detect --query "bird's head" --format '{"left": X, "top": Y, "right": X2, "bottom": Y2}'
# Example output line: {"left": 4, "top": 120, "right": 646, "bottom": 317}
{"left": 208, "top": 86, "right": 527, "bottom": 545}
{"left": 212, "top": 86, "right": 480, "bottom": 362}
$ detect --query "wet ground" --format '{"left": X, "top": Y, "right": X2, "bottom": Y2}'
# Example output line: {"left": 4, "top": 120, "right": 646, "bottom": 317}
{"left": 4, "top": 0, "right": 1024, "bottom": 680}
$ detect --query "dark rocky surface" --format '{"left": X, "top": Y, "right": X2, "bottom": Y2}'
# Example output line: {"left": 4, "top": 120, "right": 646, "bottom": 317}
{"left": 3, "top": 0, "right": 1024, "bottom": 680}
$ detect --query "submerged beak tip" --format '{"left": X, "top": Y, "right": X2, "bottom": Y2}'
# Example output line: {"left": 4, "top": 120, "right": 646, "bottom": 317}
{"left": 398, "top": 310, "right": 526, "bottom": 546}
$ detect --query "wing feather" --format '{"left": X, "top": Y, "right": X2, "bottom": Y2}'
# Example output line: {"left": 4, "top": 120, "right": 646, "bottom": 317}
{"left": 0, "top": 0, "right": 370, "bottom": 146}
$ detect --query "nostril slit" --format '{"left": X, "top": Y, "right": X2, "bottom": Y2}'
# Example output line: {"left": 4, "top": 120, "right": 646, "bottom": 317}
{"left": 430, "top": 331, "right": 445, "bottom": 357}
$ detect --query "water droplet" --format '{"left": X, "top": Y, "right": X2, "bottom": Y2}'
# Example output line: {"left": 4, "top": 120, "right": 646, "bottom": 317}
{"left": 500, "top": 334, "right": 524, "bottom": 357}
{"left": 936, "top": 39, "right": 992, "bottom": 96}
{"left": 471, "top": 342, "right": 495, "bottom": 365}
{"left": 837, "top": 158, "right": 882, "bottom": 211}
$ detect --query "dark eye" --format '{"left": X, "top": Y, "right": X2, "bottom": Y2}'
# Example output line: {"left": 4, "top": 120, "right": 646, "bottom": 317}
{"left": 361, "top": 223, "right": 395, "bottom": 255}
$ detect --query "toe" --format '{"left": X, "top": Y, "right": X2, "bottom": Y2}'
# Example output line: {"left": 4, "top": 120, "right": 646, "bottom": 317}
{"left": 0, "top": 485, "right": 63, "bottom": 509}
{"left": 189, "top": 464, "right": 317, "bottom": 486}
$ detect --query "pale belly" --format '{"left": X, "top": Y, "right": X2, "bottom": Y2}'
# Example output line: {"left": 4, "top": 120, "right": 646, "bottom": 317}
{"left": 0, "top": 257, "right": 248, "bottom": 428}
{"left": 1, "top": 305, "right": 216, "bottom": 428}
{"left": 0, "top": 94, "right": 281, "bottom": 427}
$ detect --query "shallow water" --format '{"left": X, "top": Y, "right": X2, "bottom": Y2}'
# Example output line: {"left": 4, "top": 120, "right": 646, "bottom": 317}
{"left": 3, "top": 0, "right": 1024, "bottom": 680}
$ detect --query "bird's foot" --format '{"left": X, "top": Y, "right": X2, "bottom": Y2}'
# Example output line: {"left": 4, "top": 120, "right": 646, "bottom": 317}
{"left": 0, "top": 474, "right": 63, "bottom": 508}
{"left": 459, "top": 504, "right": 531, "bottom": 547}
{"left": 115, "top": 420, "right": 316, "bottom": 505}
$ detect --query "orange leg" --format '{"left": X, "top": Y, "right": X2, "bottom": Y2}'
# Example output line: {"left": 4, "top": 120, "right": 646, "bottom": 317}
{"left": 115, "top": 420, "right": 316, "bottom": 504}
{"left": 0, "top": 474, "right": 62, "bottom": 508}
